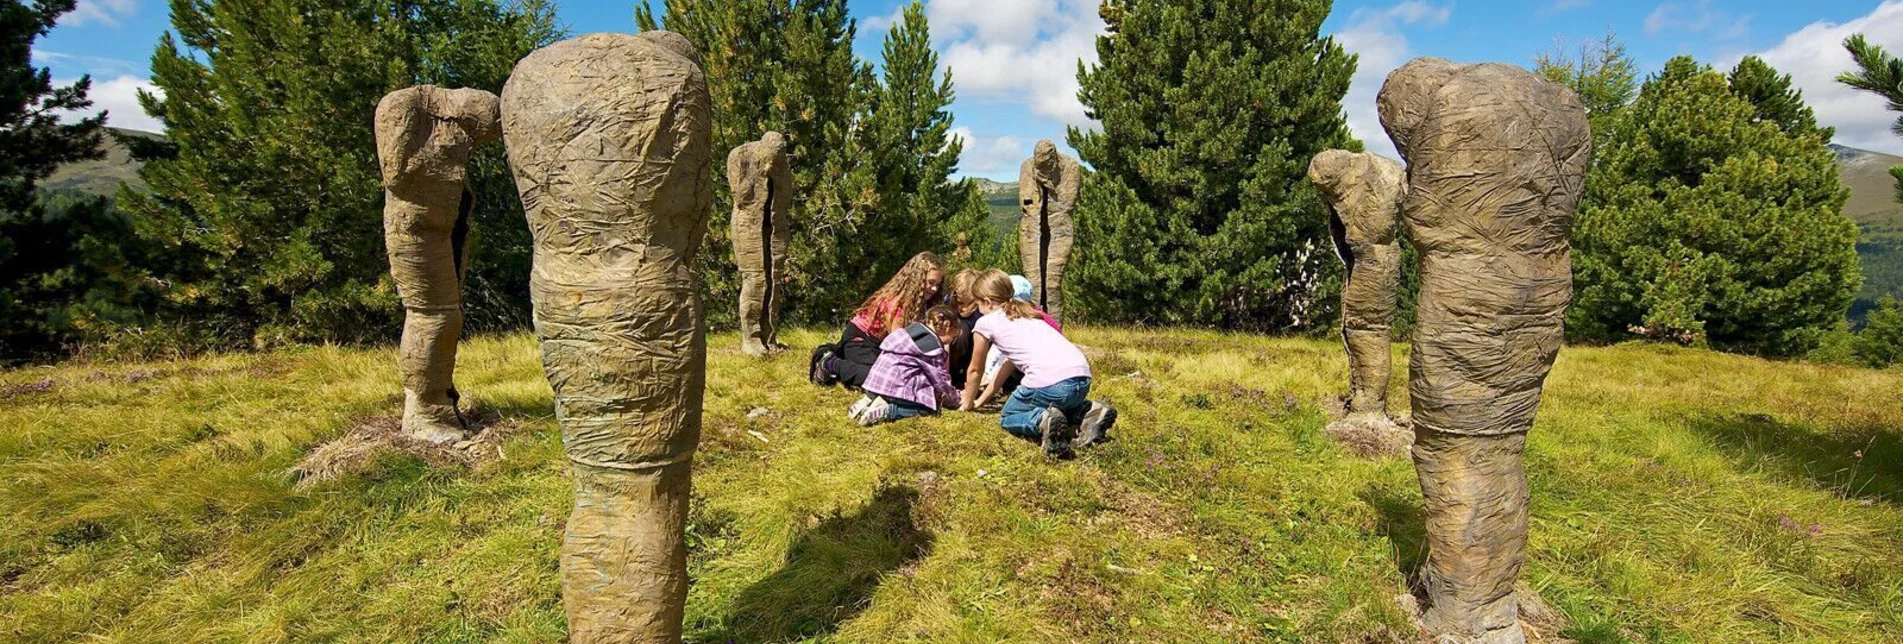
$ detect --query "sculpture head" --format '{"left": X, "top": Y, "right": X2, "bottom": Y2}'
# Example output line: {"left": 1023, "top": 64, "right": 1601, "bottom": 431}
{"left": 375, "top": 85, "right": 502, "bottom": 189}
{"left": 440, "top": 87, "right": 503, "bottom": 146}
{"left": 1032, "top": 139, "right": 1061, "bottom": 175}
{"left": 760, "top": 131, "right": 788, "bottom": 156}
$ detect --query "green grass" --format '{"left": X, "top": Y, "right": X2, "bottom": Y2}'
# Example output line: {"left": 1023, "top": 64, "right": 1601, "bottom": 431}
{"left": 3, "top": 329, "right": 1902, "bottom": 642}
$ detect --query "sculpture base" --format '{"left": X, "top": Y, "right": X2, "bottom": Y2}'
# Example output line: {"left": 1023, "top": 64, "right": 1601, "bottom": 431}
{"left": 401, "top": 392, "right": 469, "bottom": 445}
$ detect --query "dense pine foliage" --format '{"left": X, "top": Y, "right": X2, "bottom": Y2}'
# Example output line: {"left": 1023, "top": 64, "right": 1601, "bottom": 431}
{"left": 0, "top": 0, "right": 120, "bottom": 362}
{"left": 1570, "top": 56, "right": 1860, "bottom": 356}
{"left": 1067, "top": 0, "right": 1357, "bottom": 330}
{"left": 122, "top": 0, "right": 559, "bottom": 348}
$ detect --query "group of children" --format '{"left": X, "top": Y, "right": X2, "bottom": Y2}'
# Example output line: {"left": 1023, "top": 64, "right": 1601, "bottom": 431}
{"left": 808, "top": 252, "right": 1116, "bottom": 459}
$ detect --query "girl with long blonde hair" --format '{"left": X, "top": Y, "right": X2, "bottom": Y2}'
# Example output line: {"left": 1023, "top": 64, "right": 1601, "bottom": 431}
{"left": 810, "top": 252, "right": 946, "bottom": 389}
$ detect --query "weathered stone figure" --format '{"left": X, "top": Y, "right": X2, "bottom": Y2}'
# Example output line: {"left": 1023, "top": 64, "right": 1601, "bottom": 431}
{"left": 375, "top": 85, "right": 502, "bottom": 445}
{"left": 501, "top": 32, "right": 712, "bottom": 643}
{"left": 727, "top": 131, "right": 793, "bottom": 357}
{"left": 1378, "top": 58, "right": 1590, "bottom": 643}
{"left": 1017, "top": 140, "right": 1080, "bottom": 321}
{"left": 1308, "top": 150, "right": 1406, "bottom": 425}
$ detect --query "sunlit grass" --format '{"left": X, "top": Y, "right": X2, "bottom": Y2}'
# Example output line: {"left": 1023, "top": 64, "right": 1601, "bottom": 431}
{"left": 2, "top": 329, "right": 1900, "bottom": 642}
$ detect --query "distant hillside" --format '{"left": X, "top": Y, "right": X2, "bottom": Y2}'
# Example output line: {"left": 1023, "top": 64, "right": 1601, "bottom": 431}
{"left": 1833, "top": 144, "right": 1903, "bottom": 322}
{"left": 43, "top": 127, "right": 158, "bottom": 196}
{"left": 974, "top": 179, "right": 1019, "bottom": 239}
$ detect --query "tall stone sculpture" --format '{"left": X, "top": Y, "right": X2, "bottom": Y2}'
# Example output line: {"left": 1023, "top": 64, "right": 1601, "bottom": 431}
{"left": 1017, "top": 140, "right": 1080, "bottom": 321}
{"left": 1307, "top": 150, "right": 1406, "bottom": 427}
{"left": 727, "top": 131, "right": 793, "bottom": 357}
{"left": 501, "top": 32, "right": 712, "bottom": 643}
{"left": 375, "top": 85, "right": 502, "bottom": 445}
{"left": 1378, "top": 58, "right": 1590, "bottom": 643}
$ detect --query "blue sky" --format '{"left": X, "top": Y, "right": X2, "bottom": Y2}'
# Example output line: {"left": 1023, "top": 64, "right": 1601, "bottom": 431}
{"left": 33, "top": 0, "right": 1903, "bottom": 180}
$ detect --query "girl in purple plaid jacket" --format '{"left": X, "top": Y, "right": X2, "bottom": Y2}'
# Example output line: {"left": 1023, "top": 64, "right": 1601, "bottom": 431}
{"left": 847, "top": 306, "right": 966, "bottom": 426}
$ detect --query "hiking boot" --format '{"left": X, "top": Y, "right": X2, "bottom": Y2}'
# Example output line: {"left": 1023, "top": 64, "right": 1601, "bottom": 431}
{"left": 854, "top": 397, "right": 891, "bottom": 427}
{"left": 1038, "top": 406, "right": 1074, "bottom": 459}
{"left": 1073, "top": 400, "right": 1118, "bottom": 449}
{"left": 809, "top": 346, "right": 837, "bottom": 386}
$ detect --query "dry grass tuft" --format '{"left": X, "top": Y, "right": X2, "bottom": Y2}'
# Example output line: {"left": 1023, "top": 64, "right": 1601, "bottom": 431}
{"left": 287, "top": 407, "right": 521, "bottom": 489}
{"left": 1324, "top": 406, "right": 1415, "bottom": 458}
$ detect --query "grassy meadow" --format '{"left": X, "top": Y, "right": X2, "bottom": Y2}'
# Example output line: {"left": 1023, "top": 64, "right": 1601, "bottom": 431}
{"left": 2, "top": 328, "right": 1901, "bottom": 643}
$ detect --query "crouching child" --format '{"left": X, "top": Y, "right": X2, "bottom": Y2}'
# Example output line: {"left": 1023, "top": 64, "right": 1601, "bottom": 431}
{"left": 848, "top": 306, "right": 966, "bottom": 426}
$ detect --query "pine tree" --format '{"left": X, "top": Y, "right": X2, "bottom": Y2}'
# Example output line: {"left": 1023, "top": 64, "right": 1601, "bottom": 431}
{"left": 0, "top": 0, "right": 112, "bottom": 360}
{"left": 1570, "top": 56, "right": 1861, "bottom": 356}
{"left": 853, "top": 2, "right": 1000, "bottom": 292}
{"left": 1534, "top": 32, "right": 1637, "bottom": 159}
{"left": 1067, "top": 0, "right": 1356, "bottom": 329}
{"left": 124, "top": 0, "right": 558, "bottom": 347}
{"left": 639, "top": 0, "right": 875, "bottom": 325}
{"left": 1839, "top": 34, "right": 1903, "bottom": 203}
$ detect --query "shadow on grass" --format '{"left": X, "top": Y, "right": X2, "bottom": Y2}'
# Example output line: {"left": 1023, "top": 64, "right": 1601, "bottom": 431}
{"left": 700, "top": 485, "right": 935, "bottom": 643}
{"left": 1359, "top": 484, "right": 1427, "bottom": 588}
{"left": 1688, "top": 412, "right": 1903, "bottom": 505}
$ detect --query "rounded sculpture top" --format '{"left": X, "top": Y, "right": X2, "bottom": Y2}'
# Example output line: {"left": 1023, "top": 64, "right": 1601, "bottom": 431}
{"left": 1031, "top": 139, "right": 1062, "bottom": 176}
{"left": 1375, "top": 58, "right": 1590, "bottom": 257}
{"left": 760, "top": 130, "right": 788, "bottom": 154}
{"left": 1307, "top": 149, "right": 1405, "bottom": 246}
{"left": 374, "top": 85, "right": 502, "bottom": 189}
{"left": 501, "top": 31, "right": 713, "bottom": 276}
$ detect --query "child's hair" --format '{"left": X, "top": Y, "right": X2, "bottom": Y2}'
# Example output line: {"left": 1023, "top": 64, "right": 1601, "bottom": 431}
{"left": 974, "top": 269, "right": 1040, "bottom": 320}
{"left": 855, "top": 251, "right": 946, "bottom": 333}
{"left": 922, "top": 305, "right": 963, "bottom": 341}
{"left": 949, "top": 268, "right": 980, "bottom": 312}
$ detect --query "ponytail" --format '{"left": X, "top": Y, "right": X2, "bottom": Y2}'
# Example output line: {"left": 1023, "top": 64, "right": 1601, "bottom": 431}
{"left": 973, "top": 270, "right": 1043, "bottom": 320}
{"left": 1001, "top": 299, "right": 1040, "bottom": 320}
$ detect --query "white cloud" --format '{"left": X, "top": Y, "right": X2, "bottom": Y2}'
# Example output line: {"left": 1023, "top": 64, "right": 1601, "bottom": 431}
{"left": 950, "top": 126, "right": 1029, "bottom": 177}
{"left": 54, "top": 75, "right": 164, "bottom": 133}
{"left": 929, "top": 0, "right": 1104, "bottom": 128}
{"left": 60, "top": 0, "right": 138, "bottom": 27}
{"left": 1545, "top": 0, "right": 1591, "bottom": 12}
{"left": 31, "top": 49, "right": 142, "bottom": 77}
{"left": 1751, "top": 0, "right": 1903, "bottom": 155}
{"left": 1332, "top": 1, "right": 1453, "bottom": 160}
{"left": 1643, "top": 0, "right": 1751, "bottom": 39}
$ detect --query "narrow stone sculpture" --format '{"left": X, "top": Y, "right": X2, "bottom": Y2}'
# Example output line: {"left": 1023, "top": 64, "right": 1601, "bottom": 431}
{"left": 727, "top": 131, "right": 793, "bottom": 357}
{"left": 1308, "top": 150, "right": 1406, "bottom": 427}
{"left": 501, "top": 32, "right": 712, "bottom": 643}
{"left": 375, "top": 85, "right": 502, "bottom": 445}
{"left": 1378, "top": 58, "right": 1590, "bottom": 644}
{"left": 1017, "top": 140, "right": 1080, "bottom": 321}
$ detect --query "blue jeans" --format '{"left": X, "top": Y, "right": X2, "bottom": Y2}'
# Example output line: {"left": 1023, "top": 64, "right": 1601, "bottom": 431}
{"left": 1000, "top": 376, "right": 1091, "bottom": 439}
{"left": 878, "top": 395, "right": 935, "bottom": 423}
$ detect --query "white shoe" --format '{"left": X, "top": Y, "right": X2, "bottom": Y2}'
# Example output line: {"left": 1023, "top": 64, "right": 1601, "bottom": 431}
{"left": 855, "top": 397, "right": 891, "bottom": 427}
{"left": 847, "top": 395, "right": 875, "bottom": 422}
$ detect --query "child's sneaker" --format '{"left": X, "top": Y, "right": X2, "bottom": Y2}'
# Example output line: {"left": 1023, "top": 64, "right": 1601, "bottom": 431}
{"left": 847, "top": 395, "right": 875, "bottom": 422}
{"left": 809, "top": 346, "right": 837, "bottom": 386}
{"left": 854, "top": 397, "right": 891, "bottom": 427}
{"left": 1073, "top": 400, "right": 1118, "bottom": 449}
{"left": 1038, "top": 406, "right": 1074, "bottom": 459}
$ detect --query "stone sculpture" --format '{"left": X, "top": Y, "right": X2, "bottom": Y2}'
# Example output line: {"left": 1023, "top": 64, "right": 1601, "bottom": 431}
{"left": 1377, "top": 58, "right": 1590, "bottom": 643}
{"left": 375, "top": 85, "right": 502, "bottom": 445}
{"left": 1017, "top": 140, "right": 1080, "bottom": 321}
{"left": 727, "top": 131, "right": 793, "bottom": 357}
{"left": 501, "top": 32, "right": 712, "bottom": 643}
{"left": 1308, "top": 150, "right": 1406, "bottom": 427}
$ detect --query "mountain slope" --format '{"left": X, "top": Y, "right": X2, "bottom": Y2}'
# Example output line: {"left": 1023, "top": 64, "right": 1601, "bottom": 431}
{"left": 1834, "top": 144, "right": 1903, "bottom": 320}
{"left": 42, "top": 128, "right": 158, "bottom": 196}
